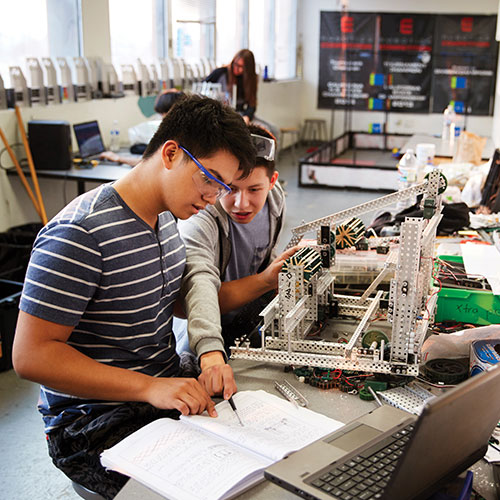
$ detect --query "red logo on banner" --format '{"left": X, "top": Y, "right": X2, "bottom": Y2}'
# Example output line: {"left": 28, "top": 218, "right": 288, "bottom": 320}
{"left": 400, "top": 18, "right": 413, "bottom": 35}
{"left": 461, "top": 17, "right": 473, "bottom": 32}
{"left": 341, "top": 16, "right": 354, "bottom": 33}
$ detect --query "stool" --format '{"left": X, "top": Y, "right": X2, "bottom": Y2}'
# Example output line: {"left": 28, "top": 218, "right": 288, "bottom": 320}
{"left": 279, "top": 127, "right": 300, "bottom": 163}
{"left": 301, "top": 119, "right": 328, "bottom": 145}
{"left": 72, "top": 481, "right": 106, "bottom": 500}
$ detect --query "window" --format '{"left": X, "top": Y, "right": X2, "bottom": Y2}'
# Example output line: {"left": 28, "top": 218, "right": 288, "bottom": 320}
{"left": 217, "top": 0, "right": 297, "bottom": 80}
{"left": 171, "top": 0, "right": 216, "bottom": 63}
{"left": 248, "top": 0, "right": 274, "bottom": 75}
{"left": 109, "top": 0, "right": 158, "bottom": 68}
{"left": 274, "top": 0, "right": 297, "bottom": 80}
{"left": 0, "top": 0, "right": 80, "bottom": 87}
{"left": 216, "top": 0, "right": 247, "bottom": 66}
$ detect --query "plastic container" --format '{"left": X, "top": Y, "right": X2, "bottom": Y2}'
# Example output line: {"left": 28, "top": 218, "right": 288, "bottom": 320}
{"left": 470, "top": 339, "right": 500, "bottom": 376}
{"left": 442, "top": 104, "right": 456, "bottom": 141}
{"left": 396, "top": 149, "right": 418, "bottom": 212}
{"left": 434, "top": 255, "right": 500, "bottom": 326}
{"left": 109, "top": 120, "right": 120, "bottom": 152}
{"left": 454, "top": 112, "right": 464, "bottom": 138}
{"left": 415, "top": 143, "right": 436, "bottom": 182}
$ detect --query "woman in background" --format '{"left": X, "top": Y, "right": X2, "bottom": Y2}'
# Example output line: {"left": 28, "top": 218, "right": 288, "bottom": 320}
{"left": 205, "top": 49, "right": 257, "bottom": 124}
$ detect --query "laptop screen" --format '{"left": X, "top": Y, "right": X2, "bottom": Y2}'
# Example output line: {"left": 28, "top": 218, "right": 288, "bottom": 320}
{"left": 73, "top": 121, "right": 106, "bottom": 158}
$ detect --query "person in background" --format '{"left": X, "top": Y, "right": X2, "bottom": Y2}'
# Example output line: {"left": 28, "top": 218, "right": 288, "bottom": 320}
{"left": 12, "top": 95, "right": 255, "bottom": 499}
{"left": 99, "top": 90, "right": 184, "bottom": 166}
{"left": 205, "top": 49, "right": 257, "bottom": 124}
{"left": 176, "top": 124, "right": 297, "bottom": 381}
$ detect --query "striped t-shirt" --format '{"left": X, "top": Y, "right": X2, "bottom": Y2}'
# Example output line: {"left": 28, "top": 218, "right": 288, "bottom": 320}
{"left": 20, "top": 184, "right": 185, "bottom": 432}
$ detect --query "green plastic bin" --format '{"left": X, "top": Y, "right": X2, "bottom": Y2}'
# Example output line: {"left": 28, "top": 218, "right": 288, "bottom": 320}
{"left": 435, "top": 255, "right": 500, "bottom": 326}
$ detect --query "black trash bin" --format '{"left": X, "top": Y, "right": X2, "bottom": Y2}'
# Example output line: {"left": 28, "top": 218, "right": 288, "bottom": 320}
{"left": 0, "top": 279, "right": 23, "bottom": 372}
{"left": 0, "top": 223, "right": 42, "bottom": 282}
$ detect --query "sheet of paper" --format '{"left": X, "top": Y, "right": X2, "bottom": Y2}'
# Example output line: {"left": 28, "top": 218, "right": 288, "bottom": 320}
{"left": 460, "top": 243, "right": 500, "bottom": 295}
{"left": 184, "top": 390, "right": 344, "bottom": 461}
{"left": 101, "top": 418, "right": 270, "bottom": 500}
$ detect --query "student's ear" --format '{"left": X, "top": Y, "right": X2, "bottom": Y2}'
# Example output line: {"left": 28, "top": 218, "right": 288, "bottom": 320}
{"left": 160, "top": 140, "right": 180, "bottom": 169}
{"left": 269, "top": 171, "right": 279, "bottom": 189}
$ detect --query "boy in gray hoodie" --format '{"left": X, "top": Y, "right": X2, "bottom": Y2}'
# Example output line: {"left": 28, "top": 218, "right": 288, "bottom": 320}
{"left": 177, "top": 125, "right": 296, "bottom": 397}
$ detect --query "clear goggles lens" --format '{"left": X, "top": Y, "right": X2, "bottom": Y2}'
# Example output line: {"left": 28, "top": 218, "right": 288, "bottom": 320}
{"left": 179, "top": 145, "right": 231, "bottom": 201}
{"left": 192, "top": 169, "right": 229, "bottom": 200}
{"left": 251, "top": 134, "right": 276, "bottom": 162}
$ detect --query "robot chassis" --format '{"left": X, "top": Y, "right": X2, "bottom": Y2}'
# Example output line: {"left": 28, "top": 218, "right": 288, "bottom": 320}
{"left": 231, "top": 170, "right": 445, "bottom": 377}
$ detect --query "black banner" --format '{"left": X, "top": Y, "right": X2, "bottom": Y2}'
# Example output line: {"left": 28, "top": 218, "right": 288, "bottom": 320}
{"left": 318, "top": 11, "right": 497, "bottom": 115}
{"left": 318, "top": 12, "right": 378, "bottom": 110}
{"left": 431, "top": 15, "right": 498, "bottom": 115}
{"left": 379, "top": 14, "right": 434, "bottom": 112}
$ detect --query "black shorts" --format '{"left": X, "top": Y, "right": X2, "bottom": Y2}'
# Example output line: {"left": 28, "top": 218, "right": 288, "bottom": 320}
{"left": 45, "top": 353, "right": 200, "bottom": 499}
{"left": 47, "top": 402, "right": 178, "bottom": 499}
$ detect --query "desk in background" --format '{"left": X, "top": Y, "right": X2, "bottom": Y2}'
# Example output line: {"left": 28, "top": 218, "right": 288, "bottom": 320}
{"left": 115, "top": 359, "right": 498, "bottom": 500}
{"left": 401, "top": 134, "right": 495, "bottom": 161}
{"left": 7, "top": 162, "right": 133, "bottom": 196}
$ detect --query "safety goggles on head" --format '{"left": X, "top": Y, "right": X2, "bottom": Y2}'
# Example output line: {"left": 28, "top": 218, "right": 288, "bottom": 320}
{"left": 251, "top": 134, "right": 276, "bottom": 162}
{"left": 179, "top": 145, "right": 231, "bottom": 200}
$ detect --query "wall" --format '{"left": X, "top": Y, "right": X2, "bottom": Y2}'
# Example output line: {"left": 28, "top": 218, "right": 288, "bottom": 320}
{"left": 1, "top": 0, "right": 499, "bottom": 232}
{"left": 0, "top": 82, "right": 302, "bottom": 233}
{"left": 297, "top": 0, "right": 499, "bottom": 140}
{"left": 0, "top": 97, "right": 147, "bottom": 232}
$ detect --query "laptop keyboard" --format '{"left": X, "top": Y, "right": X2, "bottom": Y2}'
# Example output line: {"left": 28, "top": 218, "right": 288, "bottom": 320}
{"left": 306, "top": 424, "right": 414, "bottom": 500}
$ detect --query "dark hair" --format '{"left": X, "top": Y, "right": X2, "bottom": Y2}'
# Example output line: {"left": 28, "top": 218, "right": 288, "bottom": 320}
{"left": 229, "top": 49, "right": 257, "bottom": 109}
{"left": 143, "top": 94, "right": 255, "bottom": 177}
{"left": 154, "top": 90, "right": 185, "bottom": 115}
{"left": 248, "top": 123, "right": 277, "bottom": 179}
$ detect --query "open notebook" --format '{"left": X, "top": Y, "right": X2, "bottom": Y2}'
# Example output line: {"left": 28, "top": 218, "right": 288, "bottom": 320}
{"left": 100, "top": 390, "right": 343, "bottom": 500}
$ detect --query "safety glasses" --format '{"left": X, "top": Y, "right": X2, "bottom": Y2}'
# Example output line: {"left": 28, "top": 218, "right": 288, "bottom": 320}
{"left": 251, "top": 134, "right": 276, "bottom": 161}
{"left": 179, "top": 145, "right": 232, "bottom": 201}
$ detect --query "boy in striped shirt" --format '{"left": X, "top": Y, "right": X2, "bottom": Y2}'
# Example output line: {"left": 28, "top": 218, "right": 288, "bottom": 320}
{"left": 12, "top": 95, "right": 255, "bottom": 498}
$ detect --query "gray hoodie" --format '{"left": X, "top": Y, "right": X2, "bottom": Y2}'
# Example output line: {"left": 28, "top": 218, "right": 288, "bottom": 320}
{"left": 178, "top": 182, "right": 286, "bottom": 358}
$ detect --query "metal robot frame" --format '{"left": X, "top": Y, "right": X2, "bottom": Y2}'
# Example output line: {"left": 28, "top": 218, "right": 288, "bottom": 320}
{"left": 230, "top": 170, "right": 444, "bottom": 377}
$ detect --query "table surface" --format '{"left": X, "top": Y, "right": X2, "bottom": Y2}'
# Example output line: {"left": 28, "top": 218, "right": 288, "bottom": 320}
{"left": 402, "top": 134, "right": 495, "bottom": 160}
{"left": 114, "top": 359, "right": 498, "bottom": 500}
{"left": 7, "top": 161, "right": 133, "bottom": 183}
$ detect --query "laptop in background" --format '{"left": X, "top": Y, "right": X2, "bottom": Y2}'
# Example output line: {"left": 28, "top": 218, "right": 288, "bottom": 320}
{"left": 73, "top": 120, "right": 117, "bottom": 164}
{"left": 265, "top": 365, "right": 500, "bottom": 500}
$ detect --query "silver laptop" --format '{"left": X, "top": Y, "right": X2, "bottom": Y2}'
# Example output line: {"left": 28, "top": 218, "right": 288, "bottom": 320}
{"left": 265, "top": 365, "right": 500, "bottom": 500}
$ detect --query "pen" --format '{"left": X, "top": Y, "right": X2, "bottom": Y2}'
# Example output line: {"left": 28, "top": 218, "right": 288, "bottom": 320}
{"left": 228, "top": 396, "right": 244, "bottom": 427}
{"left": 367, "top": 386, "right": 383, "bottom": 407}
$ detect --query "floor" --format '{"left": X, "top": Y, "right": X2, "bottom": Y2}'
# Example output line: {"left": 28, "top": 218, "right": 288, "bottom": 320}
{"left": 0, "top": 145, "right": 390, "bottom": 499}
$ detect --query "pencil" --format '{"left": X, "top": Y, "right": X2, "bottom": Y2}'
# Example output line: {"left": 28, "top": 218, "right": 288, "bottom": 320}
{"left": 228, "top": 396, "right": 244, "bottom": 426}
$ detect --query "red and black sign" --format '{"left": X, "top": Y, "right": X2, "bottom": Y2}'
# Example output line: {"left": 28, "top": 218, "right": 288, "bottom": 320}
{"left": 432, "top": 15, "right": 498, "bottom": 115}
{"left": 318, "top": 11, "right": 497, "bottom": 115}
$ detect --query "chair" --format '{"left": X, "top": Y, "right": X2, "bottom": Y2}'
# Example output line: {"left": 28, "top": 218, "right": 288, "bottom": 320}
{"left": 301, "top": 118, "right": 328, "bottom": 145}
{"left": 72, "top": 481, "right": 106, "bottom": 500}
{"left": 279, "top": 127, "right": 300, "bottom": 163}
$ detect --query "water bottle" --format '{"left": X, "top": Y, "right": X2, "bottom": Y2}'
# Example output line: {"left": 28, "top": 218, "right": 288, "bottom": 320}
{"left": 396, "top": 149, "right": 418, "bottom": 212}
{"left": 109, "top": 120, "right": 120, "bottom": 152}
{"left": 442, "top": 104, "right": 456, "bottom": 141}
{"left": 454, "top": 112, "right": 464, "bottom": 138}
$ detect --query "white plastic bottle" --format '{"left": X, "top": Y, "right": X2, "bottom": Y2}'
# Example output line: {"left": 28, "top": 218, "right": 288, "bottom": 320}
{"left": 109, "top": 120, "right": 120, "bottom": 152}
{"left": 453, "top": 112, "right": 464, "bottom": 138}
{"left": 396, "top": 149, "right": 418, "bottom": 212}
{"left": 442, "top": 104, "right": 456, "bottom": 141}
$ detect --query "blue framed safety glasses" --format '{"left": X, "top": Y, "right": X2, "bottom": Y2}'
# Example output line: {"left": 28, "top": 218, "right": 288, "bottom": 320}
{"left": 179, "top": 145, "right": 232, "bottom": 200}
